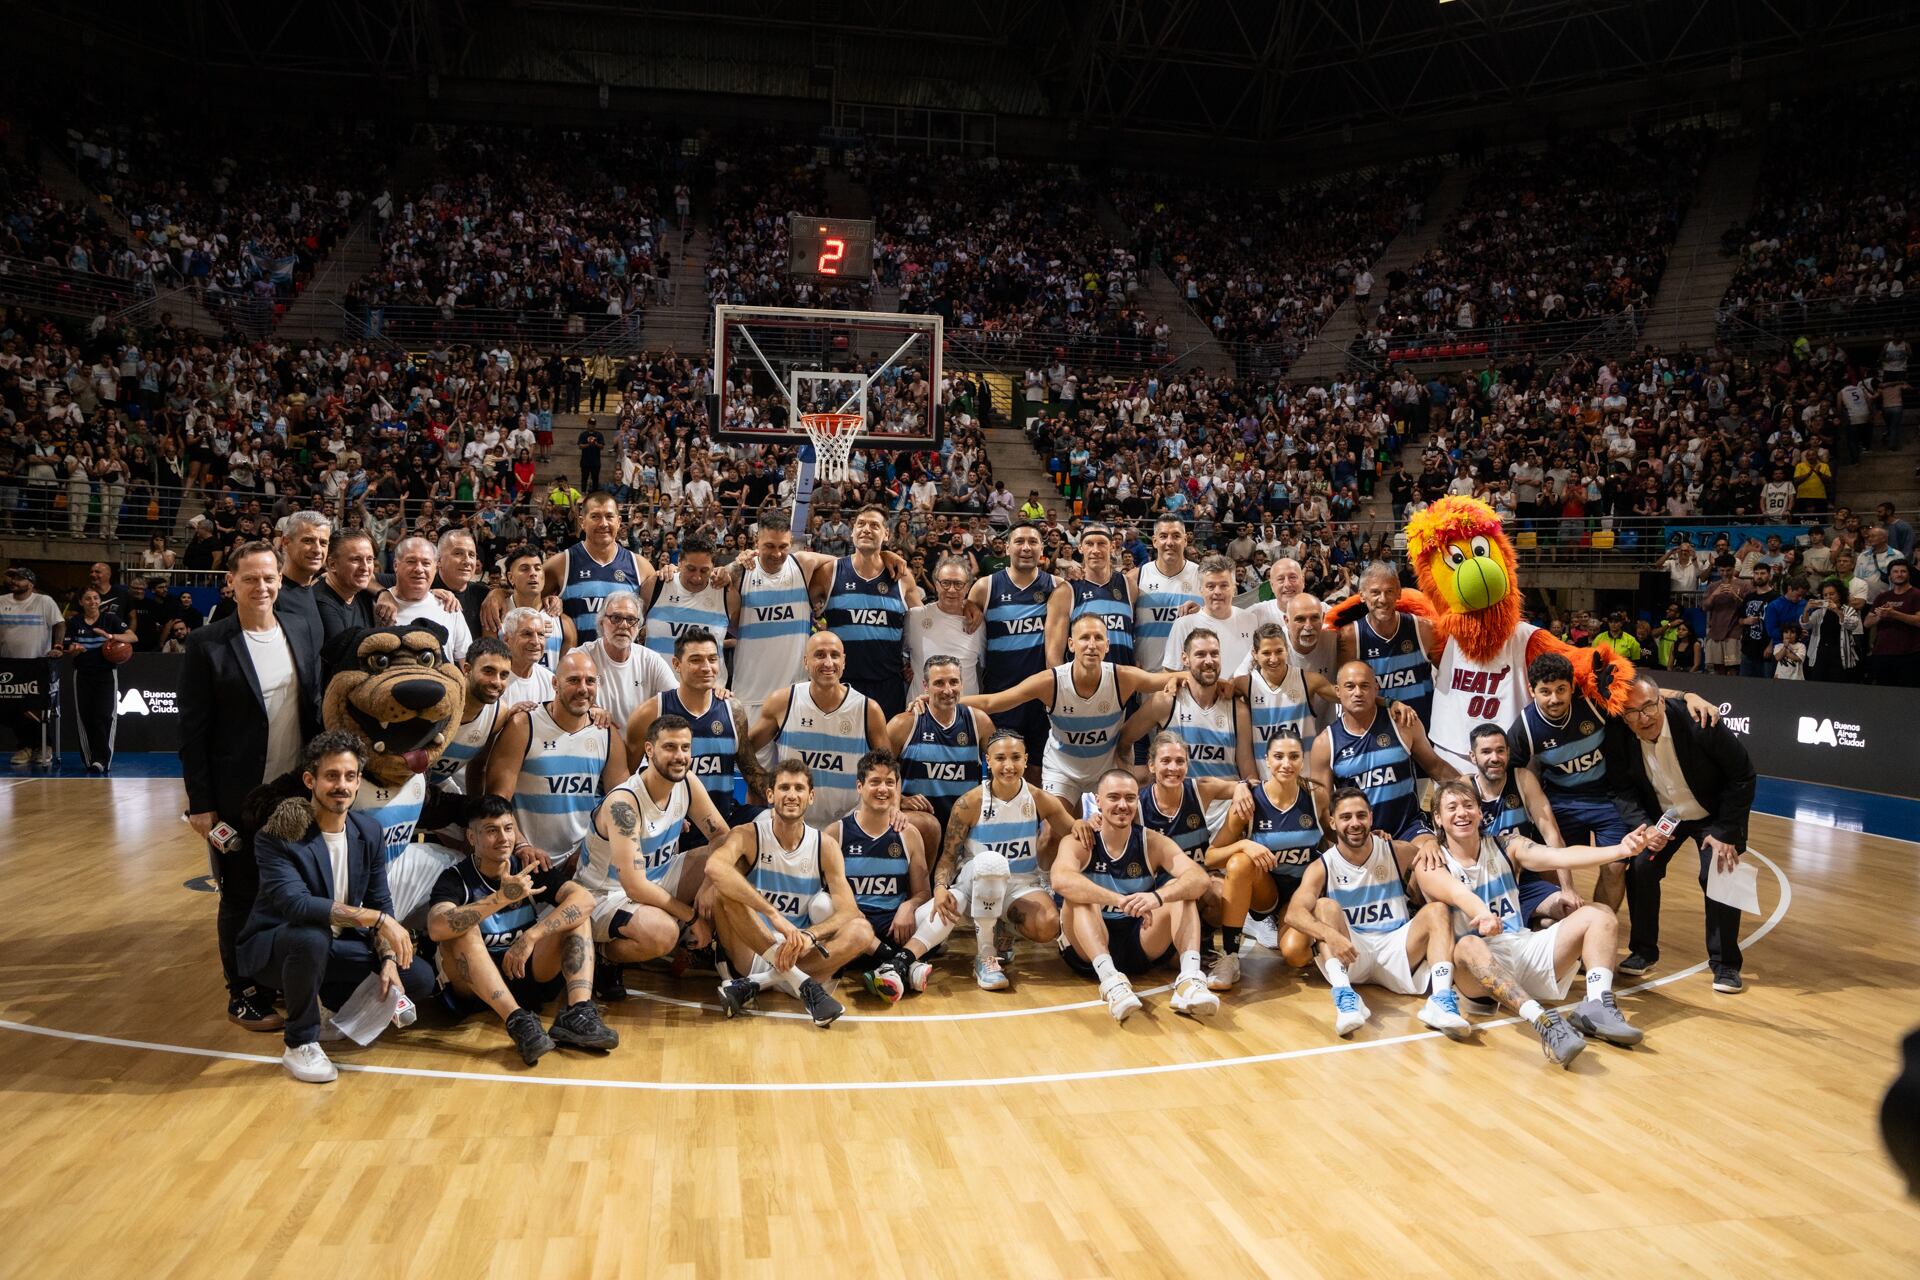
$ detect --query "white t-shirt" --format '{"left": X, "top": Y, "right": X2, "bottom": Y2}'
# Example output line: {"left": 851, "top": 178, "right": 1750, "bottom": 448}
{"left": 0, "top": 591, "right": 63, "bottom": 659}
{"left": 502, "top": 663, "right": 556, "bottom": 710}
{"left": 906, "top": 604, "right": 983, "bottom": 702}
{"left": 323, "top": 827, "right": 350, "bottom": 934}
{"left": 242, "top": 623, "right": 303, "bottom": 779}
{"left": 1162, "top": 606, "right": 1259, "bottom": 678}
{"left": 577, "top": 637, "right": 677, "bottom": 729}
{"left": 393, "top": 593, "right": 473, "bottom": 662}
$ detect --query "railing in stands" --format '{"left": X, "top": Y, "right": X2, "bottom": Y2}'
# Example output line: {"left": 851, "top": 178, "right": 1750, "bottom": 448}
{"left": 1344, "top": 309, "right": 1645, "bottom": 372}
{"left": 1717, "top": 295, "right": 1920, "bottom": 355}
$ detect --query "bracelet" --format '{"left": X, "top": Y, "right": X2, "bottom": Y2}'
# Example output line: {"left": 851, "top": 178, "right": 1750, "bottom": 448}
{"left": 1152, "top": 890, "right": 1164, "bottom": 906}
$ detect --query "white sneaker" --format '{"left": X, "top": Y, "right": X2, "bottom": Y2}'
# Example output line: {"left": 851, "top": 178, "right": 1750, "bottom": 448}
{"left": 1100, "top": 974, "right": 1142, "bottom": 1023}
{"left": 9, "top": 748, "right": 30, "bottom": 766}
{"left": 1205, "top": 951, "right": 1240, "bottom": 990}
{"left": 1244, "top": 915, "right": 1280, "bottom": 950}
{"left": 1332, "top": 985, "right": 1370, "bottom": 1037}
{"left": 1417, "top": 990, "right": 1472, "bottom": 1039}
{"left": 31, "top": 747, "right": 52, "bottom": 767}
{"left": 1170, "top": 973, "right": 1221, "bottom": 1018}
{"left": 282, "top": 1042, "right": 338, "bottom": 1084}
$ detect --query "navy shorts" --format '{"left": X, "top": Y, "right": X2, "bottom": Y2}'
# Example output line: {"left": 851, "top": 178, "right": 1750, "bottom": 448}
{"left": 1062, "top": 915, "right": 1171, "bottom": 978}
{"left": 1547, "top": 792, "right": 1628, "bottom": 846}
{"left": 1257, "top": 868, "right": 1311, "bottom": 917}
{"left": 1517, "top": 871, "right": 1560, "bottom": 921}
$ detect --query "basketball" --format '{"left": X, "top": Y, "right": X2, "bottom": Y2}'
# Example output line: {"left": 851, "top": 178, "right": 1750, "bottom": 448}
{"left": 1454, "top": 557, "right": 1503, "bottom": 611}
{"left": 101, "top": 639, "right": 133, "bottom": 664}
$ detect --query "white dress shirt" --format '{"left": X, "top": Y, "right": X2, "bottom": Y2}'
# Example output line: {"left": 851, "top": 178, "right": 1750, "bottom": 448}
{"left": 1639, "top": 710, "right": 1708, "bottom": 821}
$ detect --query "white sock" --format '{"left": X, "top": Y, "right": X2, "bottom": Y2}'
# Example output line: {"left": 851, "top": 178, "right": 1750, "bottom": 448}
{"left": 1091, "top": 953, "right": 1119, "bottom": 984}
{"left": 1518, "top": 998, "right": 1545, "bottom": 1022}
{"left": 975, "top": 923, "right": 1001, "bottom": 959}
{"left": 1179, "top": 950, "right": 1202, "bottom": 980}
{"left": 1323, "top": 955, "right": 1350, "bottom": 987}
{"left": 1586, "top": 967, "right": 1613, "bottom": 998}
{"left": 753, "top": 948, "right": 805, "bottom": 997}
{"left": 1430, "top": 961, "right": 1454, "bottom": 993}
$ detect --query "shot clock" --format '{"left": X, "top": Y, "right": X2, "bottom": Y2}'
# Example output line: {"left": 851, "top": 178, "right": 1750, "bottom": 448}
{"left": 786, "top": 214, "right": 875, "bottom": 281}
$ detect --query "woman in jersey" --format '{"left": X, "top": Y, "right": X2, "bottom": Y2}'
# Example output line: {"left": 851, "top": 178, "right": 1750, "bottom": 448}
{"left": 1206, "top": 730, "right": 1324, "bottom": 975}
{"left": 1135, "top": 732, "right": 1255, "bottom": 990}
{"left": 960, "top": 613, "right": 1189, "bottom": 810}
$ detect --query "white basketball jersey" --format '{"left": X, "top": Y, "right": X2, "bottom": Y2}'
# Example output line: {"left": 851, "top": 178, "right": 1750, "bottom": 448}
{"left": 1134, "top": 560, "right": 1204, "bottom": 671}
{"left": 1320, "top": 834, "right": 1411, "bottom": 935}
{"left": 1043, "top": 661, "right": 1124, "bottom": 791}
{"left": 579, "top": 771, "right": 691, "bottom": 894}
{"left": 429, "top": 699, "right": 498, "bottom": 795}
{"left": 1441, "top": 835, "right": 1526, "bottom": 939}
{"left": 644, "top": 577, "right": 732, "bottom": 683}
{"left": 749, "top": 808, "right": 824, "bottom": 929}
{"left": 352, "top": 771, "right": 427, "bottom": 864}
{"left": 778, "top": 681, "right": 870, "bottom": 827}
{"left": 964, "top": 781, "right": 1041, "bottom": 878}
{"left": 1250, "top": 663, "right": 1316, "bottom": 772}
{"left": 512, "top": 704, "right": 610, "bottom": 863}
{"left": 1162, "top": 685, "right": 1238, "bottom": 828}
{"left": 1429, "top": 623, "right": 1537, "bottom": 765}
{"left": 731, "top": 554, "right": 811, "bottom": 703}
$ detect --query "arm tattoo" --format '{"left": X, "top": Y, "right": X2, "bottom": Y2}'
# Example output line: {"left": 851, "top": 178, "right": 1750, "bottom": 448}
{"left": 609, "top": 799, "right": 639, "bottom": 838}
{"left": 535, "top": 902, "right": 585, "bottom": 937}
{"left": 436, "top": 903, "right": 485, "bottom": 935}
{"left": 735, "top": 708, "right": 770, "bottom": 795}
{"left": 328, "top": 902, "right": 366, "bottom": 929}
{"left": 935, "top": 813, "right": 970, "bottom": 891}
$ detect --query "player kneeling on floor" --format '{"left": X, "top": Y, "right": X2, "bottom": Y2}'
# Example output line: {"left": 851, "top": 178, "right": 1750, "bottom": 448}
{"left": 1053, "top": 768, "right": 1220, "bottom": 1022}
{"left": 705, "top": 762, "right": 875, "bottom": 1027}
{"left": 913, "top": 730, "right": 1076, "bottom": 991}
{"left": 427, "top": 795, "right": 619, "bottom": 1065}
{"left": 836, "top": 751, "right": 935, "bottom": 1003}
{"left": 1413, "top": 780, "right": 1649, "bottom": 1068}
{"left": 1279, "top": 786, "right": 1468, "bottom": 1040}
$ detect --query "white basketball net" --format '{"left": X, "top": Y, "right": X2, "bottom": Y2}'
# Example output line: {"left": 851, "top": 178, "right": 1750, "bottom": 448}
{"left": 802, "top": 412, "right": 861, "bottom": 482}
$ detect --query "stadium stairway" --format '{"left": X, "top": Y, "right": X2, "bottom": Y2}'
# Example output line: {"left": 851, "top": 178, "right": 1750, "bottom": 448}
{"left": 1095, "top": 197, "right": 1231, "bottom": 373}
{"left": 984, "top": 419, "right": 1065, "bottom": 519}
{"left": 1637, "top": 135, "right": 1765, "bottom": 353}
{"left": 1288, "top": 161, "right": 1478, "bottom": 384}
{"left": 1836, "top": 438, "right": 1920, "bottom": 515}
{"left": 631, "top": 226, "right": 713, "bottom": 355}
{"left": 276, "top": 143, "right": 438, "bottom": 343}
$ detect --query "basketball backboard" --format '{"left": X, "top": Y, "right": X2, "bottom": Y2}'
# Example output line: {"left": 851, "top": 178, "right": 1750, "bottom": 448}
{"left": 711, "top": 304, "right": 943, "bottom": 449}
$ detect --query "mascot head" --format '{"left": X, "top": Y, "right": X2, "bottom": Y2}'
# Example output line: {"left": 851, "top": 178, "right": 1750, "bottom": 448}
{"left": 322, "top": 622, "right": 465, "bottom": 788}
{"left": 1404, "top": 496, "right": 1523, "bottom": 663}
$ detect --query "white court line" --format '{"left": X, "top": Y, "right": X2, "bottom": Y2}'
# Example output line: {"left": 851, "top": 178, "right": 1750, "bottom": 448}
{"left": 0, "top": 852, "right": 1791, "bottom": 1093}
{"left": 621, "top": 982, "right": 1176, "bottom": 1022}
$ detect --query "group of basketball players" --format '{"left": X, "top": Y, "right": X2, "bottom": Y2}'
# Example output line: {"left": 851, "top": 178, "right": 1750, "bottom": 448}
{"left": 365, "top": 495, "right": 1687, "bottom": 1069}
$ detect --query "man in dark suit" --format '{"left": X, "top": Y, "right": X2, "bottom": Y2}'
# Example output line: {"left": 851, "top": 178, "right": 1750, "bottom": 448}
{"left": 240, "top": 730, "right": 436, "bottom": 1083}
{"left": 180, "top": 541, "right": 324, "bottom": 1031}
{"left": 1604, "top": 675, "right": 1756, "bottom": 993}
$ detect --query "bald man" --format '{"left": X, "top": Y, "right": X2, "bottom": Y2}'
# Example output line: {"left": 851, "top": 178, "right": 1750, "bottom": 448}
{"left": 1310, "top": 661, "right": 1457, "bottom": 840}
{"left": 749, "top": 630, "right": 891, "bottom": 827}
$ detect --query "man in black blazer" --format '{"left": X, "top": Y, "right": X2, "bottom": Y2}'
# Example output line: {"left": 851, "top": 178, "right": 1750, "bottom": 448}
{"left": 240, "top": 730, "right": 436, "bottom": 1083}
{"left": 180, "top": 542, "right": 324, "bottom": 1031}
{"left": 1604, "top": 675, "right": 1757, "bottom": 993}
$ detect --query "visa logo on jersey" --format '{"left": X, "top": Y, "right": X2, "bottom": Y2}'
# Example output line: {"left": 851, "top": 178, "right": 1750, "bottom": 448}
{"left": 1063, "top": 730, "right": 1109, "bottom": 746}
{"left": 546, "top": 776, "right": 598, "bottom": 795}
{"left": 847, "top": 875, "right": 899, "bottom": 897}
{"left": 1346, "top": 765, "right": 1402, "bottom": 790}
{"left": 754, "top": 605, "right": 800, "bottom": 622}
{"left": 846, "top": 609, "right": 897, "bottom": 628}
{"left": 1553, "top": 749, "right": 1606, "bottom": 774}
{"left": 919, "top": 762, "right": 974, "bottom": 782}
{"left": 1344, "top": 901, "right": 1399, "bottom": 926}
{"left": 799, "top": 749, "right": 845, "bottom": 772}
{"left": 1000, "top": 615, "right": 1044, "bottom": 635}
{"left": 382, "top": 821, "right": 417, "bottom": 851}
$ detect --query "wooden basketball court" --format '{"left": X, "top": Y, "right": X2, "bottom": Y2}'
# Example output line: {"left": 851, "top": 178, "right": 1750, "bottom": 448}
{"left": 1, "top": 775, "right": 1914, "bottom": 1277}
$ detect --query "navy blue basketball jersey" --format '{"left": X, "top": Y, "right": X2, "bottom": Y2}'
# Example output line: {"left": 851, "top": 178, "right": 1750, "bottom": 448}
{"left": 659, "top": 687, "right": 740, "bottom": 819}
{"left": 1515, "top": 697, "right": 1609, "bottom": 796}
{"left": 1477, "top": 770, "right": 1540, "bottom": 843}
{"left": 838, "top": 812, "right": 911, "bottom": 916}
{"left": 1140, "top": 779, "right": 1211, "bottom": 859}
{"left": 1069, "top": 572, "right": 1135, "bottom": 667}
{"left": 983, "top": 568, "right": 1056, "bottom": 689}
{"left": 1247, "top": 781, "right": 1324, "bottom": 870}
{"left": 428, "top": 855, "right": 569, "bottom": 961}
{"left": 822, "top": 558, "right": 909, "bottom": 704}
{"left": 561, "top": 541, "right": 641, "bottom": 644}
{"left": 1354, "top": 614, "right": 1433, "bottom": 724}
{"left": 898, "top": 706, "right": 981, "bottom": 826}
{"left": 1082, "top": 823, "right": 1165, "bottom": 921}
{"left": 1328, "top": 709, "right": 1424, "bottom": 840}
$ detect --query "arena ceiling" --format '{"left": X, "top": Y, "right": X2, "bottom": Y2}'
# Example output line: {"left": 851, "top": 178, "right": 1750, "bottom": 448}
{"left": 26, "top": 0, "right": 1920, "bottom": 149}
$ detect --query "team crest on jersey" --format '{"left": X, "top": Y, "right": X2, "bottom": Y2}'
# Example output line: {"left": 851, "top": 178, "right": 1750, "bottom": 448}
{"left": 1126, "top": 861, "right": 1144, "bottom": 876}
{"left": 1580, "top": 720, "right": 1596, "bottom": 734}
{"left": 1300, "top": 814, "right": 1315, "bottom": 827}
{"left": 1186, "top": 814, "right": 1201, "bottom": 830}
{"left": 956, "top": 732, "right": 970, "bottom": 746}
{"left": 1031, "top": 590, "right": 1046, "bottom": 603}
{"left": 711, "top": 720, "right": 724, "bottom": 733}
{"left": 614, "top": 570, "right": 628, "bottom": 582}
{"left": 1400, "top": 640, "right": 1414, "bottom": 653}
{"left": 1376, "top": 733, "right": 1391, "bottom": 747}
{"left": 921, "top": 616, "right": 933, "bottom": 630}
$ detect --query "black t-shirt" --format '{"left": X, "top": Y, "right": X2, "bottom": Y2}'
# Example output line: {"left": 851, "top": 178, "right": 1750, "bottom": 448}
{"left": 1741, "top": 588, "right": 1778, "bottom": 657}
{"left": 577, "top": 430, "right": 603, "bottom": 464}
{"left": 68, "top": 611, "right": 127, "bottom": 671}
{"left": 429, "top": 854, "right": 573, "bottom": 961}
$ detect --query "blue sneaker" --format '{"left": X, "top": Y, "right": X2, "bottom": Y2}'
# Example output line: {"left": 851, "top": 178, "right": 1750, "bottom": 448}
{"left": 1332, "top": 985, "right": 1370, "bottom": 1037}
{"left": 974, "top": 954, "right": 1010, "bottom": 991}
{"left": 1418, "top": 988, "right": 1472, "bottom": 1039}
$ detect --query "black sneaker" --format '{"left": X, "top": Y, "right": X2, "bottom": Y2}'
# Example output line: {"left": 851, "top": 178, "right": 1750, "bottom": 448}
{"left": 227, "top": 992, "right": 285, "bottom": 1032}
{"left": 1617, "top": 952, "right": 1657, "bottom": 977}
{"left": 717, "top": 976, "right": 758, "bottom": 1018}
{"left": 505, "top": 1008, "right": 555, "bottom": 1065}
{"left": 548, "top": 1000, "right": 620, "bottom": 1051}
{"left": 1711, "top": 970, "right": 1745, "bottom": 995}
{"left": 594, "top": 960, "right": 628, "bottom": 1003}
{"left": 798, "top": 977, "right": 845, "bottom": 1028}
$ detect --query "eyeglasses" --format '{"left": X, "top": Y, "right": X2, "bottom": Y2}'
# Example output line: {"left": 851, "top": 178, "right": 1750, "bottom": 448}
{"left": 1621, "top": 701, "right": 1663, "bottom": 722}
{"left": 935, "top": 579, "right": 968, "bottom": 590}
{"left": 601, "top": 614, "right": 641, "bottom": 626}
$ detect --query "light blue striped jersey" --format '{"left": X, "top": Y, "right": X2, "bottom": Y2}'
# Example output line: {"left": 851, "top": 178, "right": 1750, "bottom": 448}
{"left": 1133, "top": 559, "right": 1203, "bottom": 671}
{"left": 660, "top": 686, "right": 741, "bottom": 819}
{"left": 731, "top": 553, "right": 812, "bottom": 703}
{"left": 1320, "top": 833, "right": 1411, "bottom": 935}
{"left": 983, "top": 567, "right": 1055, "bottom": 689}
{"left": 822, "top": 557, "right": 908, "bottom": 702}
{"left": 352, "top": 771, "right": 427, "bottom": 864}
{"left": 1068, "top": 572, "right": 1135, "bottom": 667}
{"left": 1082, "top": 823, "right": 1165, "bottom": 921}
{"left": 778, "top": 680, "right": 871, "bottom": 828}
{"left": 1516, "top": 696, "right": 1609, "bottom": 795}
{"left": 1159, "top": 685, "right": 1239, "bottom": 828}
{"left": 1247, "top": 780, "right": 1323, "bottom": 870}
{"left": 578, "top": 771, "right": 691, "bottom": 893}
{"left": 1249, "top": 663, "right": 1316, "bottom": 766}
{"left": 644, "top": 576, "right": 731, "bottom": 684}
{"left": 1443, "top": 835, "right": 1526, "bottom": 936}
{"left": 750, "top": 808, "right": 824, "bottom": 930}
{"left": 964, "top": 780, "right": 1041, "bottom": 877}
{"left": 1140, "top": 779, "right": 1210, "bottom": 858}
{"left": 511, "top": 704, "right": 610, "bottom": 863}
{"left": 1327, "top": 707, "right": 1423, "bottom": 840}
{"left": 1043, "top": 661, "right": 1124, "bottom": 786}
{"left": 1353, "top": 613, "right": 1433, "bottom": 723}
{"left": 898, "top": 705, "right": 981, "bottom": 825}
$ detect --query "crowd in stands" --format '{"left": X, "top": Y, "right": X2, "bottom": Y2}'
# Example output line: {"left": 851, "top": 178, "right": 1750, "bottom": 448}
{"left": 705, "top": 140, "right": 867, "bottom": 311}
{"left": 1112, "top": 163, "right": 1432, "bottom": 363}
{"left": 1358, "top": 131, "right": 1707, "bottom": 361}
{"left": 351, "top": 127, "right": 674, "bottom": 341}
{"left": 1719, "top": 85, "right": 1920, "bottom": 336}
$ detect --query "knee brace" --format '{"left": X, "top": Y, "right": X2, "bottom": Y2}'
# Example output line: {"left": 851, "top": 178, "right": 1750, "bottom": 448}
{"left": 965, "top": 851, "right": 1011, "bottom": 923}
{"left": 807, "top": 891, "right": 834, "bottom": 924}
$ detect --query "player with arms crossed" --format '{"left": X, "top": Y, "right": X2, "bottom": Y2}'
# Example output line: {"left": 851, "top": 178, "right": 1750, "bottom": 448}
{"left": 1053, "top": 769, "right": 1221, "bottom": 1023}
{"left": 1280, "top": 786, "right": 1469, "bottom": 1040}
{"left": 1413, "top": 779, "right": 1649, "bottom": 1067}
{"left": 706, "top": 762, "right": 877, "bottom": 1028}
{"left": 910, "top": 730, "right": 1078, "bottom": 991}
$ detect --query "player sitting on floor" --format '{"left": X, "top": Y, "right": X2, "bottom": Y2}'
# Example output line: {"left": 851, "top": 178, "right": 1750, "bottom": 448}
{"left": 836, "top": 751, "right": 935, "bottom": 1003}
